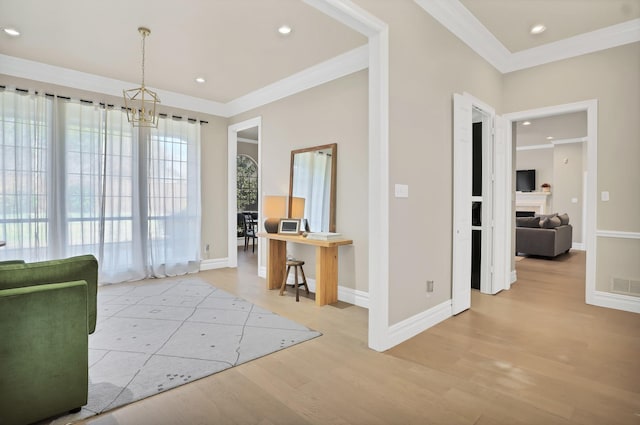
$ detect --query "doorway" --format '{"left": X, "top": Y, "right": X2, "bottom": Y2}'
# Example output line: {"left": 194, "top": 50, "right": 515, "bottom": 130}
{"left": 454, "top": 97, "right": 598, "bottom": 314}
{"left": 505, "top": 100, "right": 597, "bottom": 304}
{"left": 227, "top": 117, "right": 262, "bottom": 272}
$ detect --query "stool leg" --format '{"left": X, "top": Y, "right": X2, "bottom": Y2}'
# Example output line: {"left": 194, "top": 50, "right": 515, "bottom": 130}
{"left": 280, "top": 266, "right": 291, "bottom": 296}
{"left": 299, "top": 265, "right": 309, "bottom": 295}
{"left": 294, "top": 266, "right": 300, "bottom": 302}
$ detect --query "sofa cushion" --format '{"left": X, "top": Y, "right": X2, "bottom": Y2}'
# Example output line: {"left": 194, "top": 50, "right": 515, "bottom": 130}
{"left": 540, "top": 215, "right": 562, "bottom": 228}
{"left": 558, "top": 213, "right": 570, "bottom": 225}
{"left": 516, "top": 216, "right": 540, "bottom": 228}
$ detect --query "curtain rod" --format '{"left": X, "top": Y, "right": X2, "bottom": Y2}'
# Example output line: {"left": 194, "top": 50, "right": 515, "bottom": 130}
{"left": 0, "top": 85, "right": 208, "bottom": 124}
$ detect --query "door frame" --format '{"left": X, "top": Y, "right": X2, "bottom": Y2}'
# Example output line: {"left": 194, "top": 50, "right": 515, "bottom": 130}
{"left": 504, "top": 100, "right": 598, "bottom": 304}
{"left": 227, "top": 117, "right": 262, "bottom": 270}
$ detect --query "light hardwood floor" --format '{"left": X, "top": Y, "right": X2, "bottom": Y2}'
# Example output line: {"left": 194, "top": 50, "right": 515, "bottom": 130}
{"left": 80, "top": 249, "right": 640, "bottom": 425}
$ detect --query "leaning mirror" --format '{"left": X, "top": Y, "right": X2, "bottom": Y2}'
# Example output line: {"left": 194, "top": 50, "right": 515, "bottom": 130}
{"left": 289, "top": 143, "right": 337, "bottom": 233}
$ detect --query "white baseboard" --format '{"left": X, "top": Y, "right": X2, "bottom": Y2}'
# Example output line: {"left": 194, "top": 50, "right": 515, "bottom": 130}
{"left": 338, "top": 286, "right": 370, "bottom": 309}
{"left": 589, "top": 290, "right": 640, "bottom": 314}
{"left": 572, "top": 242, "right": 585, "bottom": 250}
{"left": 385, "top": 300, "right": 452, "bottom": 349}
{"left": 258, "top": 266, "right": 266, "bottom": 279}
{"left": 511, "top": 270, "right": 517, "bottom": 284}
{"left": 199, "top": 258, "right": 228, "bottom": 271}
{"left": 281, "top": 273, "right": 369, "bottom": 308}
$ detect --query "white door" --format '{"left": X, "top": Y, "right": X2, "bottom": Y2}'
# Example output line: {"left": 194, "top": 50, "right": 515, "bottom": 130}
{"left": 492, "top": 115, "right": 512, "bottom": 292}
{"left": 452, "top": 94, "right": 472, "bottom": 315}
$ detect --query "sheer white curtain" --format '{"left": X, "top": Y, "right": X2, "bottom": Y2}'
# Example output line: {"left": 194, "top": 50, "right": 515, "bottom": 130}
{"left": 147, "top": 117, "right": 201, "bottom": 277}
{"left": 292, "top": 151, "right": 330, "bottom": 232}
{"left": 0, "top": 89, "right": 201, "bottom": 283}
{"left": 60, "top": 99, "right": 145, "bottom": 282}
{"left": 0, "top": 90, "right": 52, "bottom": 261}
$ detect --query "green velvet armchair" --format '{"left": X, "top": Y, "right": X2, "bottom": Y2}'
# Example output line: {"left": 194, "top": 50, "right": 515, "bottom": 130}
{"left": 0, "top": 254, "right": 98, "bottom": 425}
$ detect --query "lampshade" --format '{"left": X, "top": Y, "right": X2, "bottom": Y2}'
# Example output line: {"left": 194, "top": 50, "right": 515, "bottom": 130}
{"left": 263, "top": 195, "right": 287, "bottom": 233}
{"left": 290, "top": 197, "right": 306, "bottom": 219}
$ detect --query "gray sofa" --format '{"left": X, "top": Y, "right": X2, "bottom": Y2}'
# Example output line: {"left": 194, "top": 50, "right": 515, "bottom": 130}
{"left": 516, "top": 213, "right": 572, "bottom": 258}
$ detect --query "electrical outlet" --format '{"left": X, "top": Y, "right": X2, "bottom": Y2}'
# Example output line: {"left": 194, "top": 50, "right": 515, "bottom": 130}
{"left": 426, "top": 280, "right": 434, "bottom": 293}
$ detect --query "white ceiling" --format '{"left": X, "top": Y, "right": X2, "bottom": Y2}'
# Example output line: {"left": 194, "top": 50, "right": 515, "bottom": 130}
{"left": 515, "top": 112, "right": 587, "bottom": 147}
{"left": 0, "top": 0, "right": 366, "bottom": 103}
{"left": 460, "top": 0, "right": 640, "bottom": 53}
{"left": 1, "top": 0, "right": 639, "bottom": 107}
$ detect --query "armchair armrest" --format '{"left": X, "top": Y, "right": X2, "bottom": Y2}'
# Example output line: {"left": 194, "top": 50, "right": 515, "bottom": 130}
{"left": 0, "top": 255, "right": 98, "bottom": 333}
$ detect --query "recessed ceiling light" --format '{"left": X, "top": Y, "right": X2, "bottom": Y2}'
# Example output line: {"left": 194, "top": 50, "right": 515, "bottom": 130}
{"left": 3, "top": 27, "right": 21, "bottom": 37}
{"left": 522, "top": 121, "right": 531, "bottom": 126}
{"left": 546, "top": 136, "right": 554, "bottom": 140}
{"left": 195, "top": 77, "right": 206, "bottom": 84}
{"left": 530, "top": 24, "right": 546, "bottom": 35}
{"left": 278, "top": 25, "right": 292, "bottom": 35}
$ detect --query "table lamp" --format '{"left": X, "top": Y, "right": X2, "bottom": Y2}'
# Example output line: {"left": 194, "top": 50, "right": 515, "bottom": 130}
{"left": 263, "top": 195, "right": 287, "bottom": 233}
{"left": 290, "top": 197, "right": 307, "bottom": 232}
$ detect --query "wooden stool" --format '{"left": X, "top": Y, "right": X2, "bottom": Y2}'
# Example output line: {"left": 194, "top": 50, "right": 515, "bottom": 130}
{"left": 279, "top": 260, "right": 309, "bottom": 302}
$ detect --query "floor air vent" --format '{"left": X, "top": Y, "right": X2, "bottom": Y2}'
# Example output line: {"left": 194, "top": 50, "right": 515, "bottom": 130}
{"left": 611, "top": 277, "right": 640, "bottom": 296}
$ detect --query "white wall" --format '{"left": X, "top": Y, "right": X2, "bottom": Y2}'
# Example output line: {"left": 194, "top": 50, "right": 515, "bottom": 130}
{"left": 553, "top": 142, "right": 585, "bottom": 244}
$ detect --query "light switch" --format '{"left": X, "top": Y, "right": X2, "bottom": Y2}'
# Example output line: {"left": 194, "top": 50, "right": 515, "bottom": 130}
{"left": 571, "top": 198, "right": 578, "bottom": 204}
{"left": 395, "top": 184, "right": 409, "bottom": 198}
{"left": 601, "top": 191, "right": 609, "bottom": 202}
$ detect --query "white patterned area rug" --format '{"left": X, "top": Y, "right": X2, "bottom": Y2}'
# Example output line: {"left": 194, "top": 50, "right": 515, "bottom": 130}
{"left": 50, "top": 276, "right": 321, "bottom": 424}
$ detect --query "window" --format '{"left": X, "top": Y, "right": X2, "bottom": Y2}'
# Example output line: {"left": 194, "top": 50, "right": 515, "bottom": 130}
{"left": 237, "top": 154, "right": 258, "bottom": 212}
{"left": 0, "top": 90, "right": 201, "bottom": 283}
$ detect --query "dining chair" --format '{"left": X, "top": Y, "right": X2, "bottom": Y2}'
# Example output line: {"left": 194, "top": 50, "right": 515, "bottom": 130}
{"left": 238, "top": 213, "right": 257, "bottom": 252}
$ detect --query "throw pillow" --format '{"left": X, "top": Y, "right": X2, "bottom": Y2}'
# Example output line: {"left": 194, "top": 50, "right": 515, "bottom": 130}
{"left": 558, "top": 213, "right": 570, "bottom": 225}
{"left": 516, "top": 216, "right": 540, "bottom": 228}
{"left": 540, "top": 215, "right": 561, "bottom": 229}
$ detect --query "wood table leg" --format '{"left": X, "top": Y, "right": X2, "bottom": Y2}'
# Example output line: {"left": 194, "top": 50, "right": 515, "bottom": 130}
{"left": 266, "top": 239, "right": 286, "bottom": 290}
{"left": 315, "top": 246, "right": 338, "bottom": 306}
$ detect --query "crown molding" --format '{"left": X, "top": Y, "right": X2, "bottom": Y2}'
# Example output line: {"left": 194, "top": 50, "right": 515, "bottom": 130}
{"left": 237, "top": 137, "right": 258, "bottom": 144}
{"left": 414, "top": 1, "right": 640, "bottom": 74}
{"left": 0, "top": 43, "right": 368, "bottom": 119}
{"left": 414, "top": 0, "right": 511, "bottom": 72}
{"left": 225, "top": 44, "right": 368, "bottom": 116}
{"left": 304, "top": 0, "right": 387, "bottom": 36}
{"left": 516, "top": 144, "right": 554, "bottom": 152}
{"left": 552, "top": 137, "right": 587, "bottom": 146}
{"left": 516, "top": 137, "right": 587, "bottom": 151}
{"left": 0, "top": 53, "right": 228, "bottom": 116}
{"left": 507, "top": 18, "right": 640, "bottom": 72}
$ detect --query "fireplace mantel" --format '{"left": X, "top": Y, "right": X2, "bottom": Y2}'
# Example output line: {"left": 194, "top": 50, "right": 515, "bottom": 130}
{"left": 515, "top": 191, "right": 551, "bottom": 215}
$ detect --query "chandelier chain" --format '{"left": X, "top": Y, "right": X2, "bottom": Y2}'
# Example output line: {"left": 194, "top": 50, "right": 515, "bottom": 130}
{"left": 140, "top": 30, "right": 146, "bottom": 88}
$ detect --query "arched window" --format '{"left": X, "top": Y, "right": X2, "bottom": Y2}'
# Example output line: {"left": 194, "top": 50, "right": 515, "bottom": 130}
{"left": 237, "top": 154, "right": 258, "bottom": 212}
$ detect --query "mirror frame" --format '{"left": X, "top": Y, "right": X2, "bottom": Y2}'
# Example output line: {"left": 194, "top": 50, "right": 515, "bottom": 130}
{"left": 288, "top": 143, "right": 337, "bottom": 233}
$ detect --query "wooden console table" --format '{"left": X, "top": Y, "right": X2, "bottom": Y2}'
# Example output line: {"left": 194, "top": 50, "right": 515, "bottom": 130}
{"left": 258, "top": 232, "right": 353, "bottom": 306}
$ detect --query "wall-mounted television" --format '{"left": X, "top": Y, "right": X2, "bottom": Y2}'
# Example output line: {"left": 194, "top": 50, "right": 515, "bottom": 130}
{"left": 516, "top": 169, "right": 536, "bottom": 192}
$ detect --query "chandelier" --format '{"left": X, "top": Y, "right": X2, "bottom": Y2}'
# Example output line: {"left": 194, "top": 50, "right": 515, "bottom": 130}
{"left": 123, "top": 27, "right": 160, "bottom": 127}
